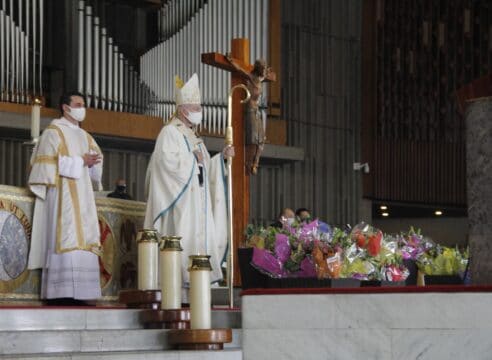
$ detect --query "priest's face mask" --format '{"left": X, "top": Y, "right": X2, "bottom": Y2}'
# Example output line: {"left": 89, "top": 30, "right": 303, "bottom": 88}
{"left": 179, "top": 104, "right": 203, "bottom": 126}
{"left": 63, "top": 95, "right": 86, "bottom": 122}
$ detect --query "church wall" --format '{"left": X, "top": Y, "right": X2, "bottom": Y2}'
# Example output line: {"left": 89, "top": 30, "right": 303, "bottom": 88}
{"left": 249, "top": 0, "right": 363, "bottom": 227}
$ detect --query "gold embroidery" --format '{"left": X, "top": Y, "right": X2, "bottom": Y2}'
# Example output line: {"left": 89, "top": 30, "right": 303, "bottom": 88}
{"left": 33, "top": 155, "right": 57, "bottom": 164}
{"left": 28, "top": 182, "right": 57, "bottom": 187}
{"left": 48, "top": 125, "right": 87, "bottom": 253}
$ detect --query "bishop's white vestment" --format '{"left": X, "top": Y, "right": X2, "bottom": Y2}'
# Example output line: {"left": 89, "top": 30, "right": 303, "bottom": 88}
{"left": 28, "top": 118, "right": 103, "bottom": 300}
{"left": 144, "top": 117, "right": 228, "bottom": 284}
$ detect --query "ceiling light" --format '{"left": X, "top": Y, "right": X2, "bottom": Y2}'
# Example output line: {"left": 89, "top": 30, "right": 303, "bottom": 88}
{"left": 380, "top": 205, "right": 387, "bottom": 210}
{"left": 435, "top": 210, "right": 443, "bottom": 216}
{"left": 382, "top": 212, "right": 389, "bottom": 217}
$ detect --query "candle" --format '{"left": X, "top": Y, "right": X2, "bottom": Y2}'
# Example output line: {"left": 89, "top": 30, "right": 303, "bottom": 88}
{"left": 160, "top": 236, "right": 183, "bottom": 309}
{"left": 189, "top": 255, "right": 212, "bottom": 329}
{"left": 31, "top": 98, "right": 41, "bottom": 141}
{"left": 137, "top": 229, "right": 159, "bottom": 290}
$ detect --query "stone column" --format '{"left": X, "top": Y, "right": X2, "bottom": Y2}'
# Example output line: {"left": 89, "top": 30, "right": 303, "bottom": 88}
{"left": 465, "top": 97, "right": 492, "bottom": 284}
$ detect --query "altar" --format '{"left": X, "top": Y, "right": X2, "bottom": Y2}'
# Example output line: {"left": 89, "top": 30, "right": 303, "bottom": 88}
{"left": 0, "top": 185, "right": 145, "bottom": 303}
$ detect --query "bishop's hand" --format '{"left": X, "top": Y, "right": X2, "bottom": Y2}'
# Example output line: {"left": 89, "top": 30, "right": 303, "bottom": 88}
{"left": 222, "top": 145, "right": 235, "bottom": 158}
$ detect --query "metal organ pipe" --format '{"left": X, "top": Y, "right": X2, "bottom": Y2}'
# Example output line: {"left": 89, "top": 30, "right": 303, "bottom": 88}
{"left": 25, "top": 0, "right": 29, "bottom": 101}
{"left": 38, "top": 0, "right": 43, "bottom": 96}
{"left": 0, "top": 7, "right": 5, "bottom": 102}
{"left": 113, "top": 45, "right": 119, "bottom": 111}
{"left": 78, "top": 0, "right": 84, "bottom": 94}
{"left": 18, "top": 0, "right": 23, "bottom": 103}
{"left": 93, "top": 16, "right": 100, "bottom": 108}
{"left": 101, "top": 26, "right": 107, "bottom": 110}
{"left": 107, "top": 37, "right": 113, "bottom": 110}
{"left": 85, "top": 5, "right": 93, "bottom": 107}
{"left": 119, "top": 52, "right": 123, "bottom": 112}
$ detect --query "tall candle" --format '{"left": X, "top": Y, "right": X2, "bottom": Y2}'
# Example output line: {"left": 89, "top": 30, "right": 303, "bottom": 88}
{"left": 31, "top": 101, "right": 41, "bottom": 141}
{"left": 189, "top": 255, "right": 212, "bottom": 329}
{"left": 137, "top": 229, "right": 159, "bottom": 290}
{"left": 160, "top": 236, "right": 183, "bottom": 309}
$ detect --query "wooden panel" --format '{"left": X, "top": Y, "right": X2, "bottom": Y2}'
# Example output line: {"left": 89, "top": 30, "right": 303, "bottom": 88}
{"left": 0, "top": 102, "right": 164, "bottom": 141}
{"left": 81, "top": 108, "right": 163, "bottom": 140}
{"left": 0, "top": 102, "right": 59, "bottom": 119}
{"left": 366, "top": 0, "right": 488, "bottom": 207}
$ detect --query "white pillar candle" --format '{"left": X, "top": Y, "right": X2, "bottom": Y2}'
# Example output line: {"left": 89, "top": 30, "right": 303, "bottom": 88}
{"left": 31, "top": 101, "right": 41, "bottom": 140}
{"left": 137, "top": 230, "right": 159, "bottom": 290}
{"left": 189, "top": 255, "right": 212, "bottom": 329}
{"left": 160, "top": 236, "right": 183, "bottom": 309}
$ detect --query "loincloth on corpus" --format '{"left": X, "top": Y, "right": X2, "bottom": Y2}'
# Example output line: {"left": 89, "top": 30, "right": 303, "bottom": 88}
{"left": 245, "top": 107, "right": 266, "bottom": 145}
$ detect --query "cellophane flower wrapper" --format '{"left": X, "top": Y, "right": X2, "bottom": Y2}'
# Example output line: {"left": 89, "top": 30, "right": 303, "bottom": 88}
{"left": 383, "top": 264, "right": 409, "bottom": 282}
{"left": 274, "top": 233, "right": 291, "bottom": 264}
{"left": 251, "top": 247, "right": 286, "bottom": 278}
{"left": 398, "top": 228, "right": 429, "bottom": 260}
{"left": 341, "top": 257, "right": 376, "bottom": 280}
{"left": 312, "top": 241, "right": 343, "bottom": 279}
{"left": 350, "top": 222, "right": 383, "bottom": 257}
{"left": 417, "top": 246, "right": 468, "bottom": 275}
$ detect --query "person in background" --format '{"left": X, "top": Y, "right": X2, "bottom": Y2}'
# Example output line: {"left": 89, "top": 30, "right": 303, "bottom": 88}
{"left": 107, "top": 178, "right": 132, "bottom": 200}
{"left": 295, "top": 208, "right": 311, "bottom": 223}
{"left": 271, "top": 207, "right": 296, "bottom": 228}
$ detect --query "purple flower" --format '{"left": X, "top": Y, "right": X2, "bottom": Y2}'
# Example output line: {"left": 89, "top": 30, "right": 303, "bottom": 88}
{"left": 275, "top": 233, "right": 291, "bottom": 264}
{"left": 298, "top": 257, "right": 317, "bottom": 277}
{"left": 251, "top": 248, "right": 285, "bottom": 277}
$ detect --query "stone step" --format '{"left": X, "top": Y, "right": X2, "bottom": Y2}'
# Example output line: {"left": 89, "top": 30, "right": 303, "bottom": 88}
{"left": 0, "top": 328, "right": 242, "bottom": 356}
{"left": 3, "top": 348, "right": 242, "bottom": 360}
{"left": 0, "top": 308, "right": 241, "bottom": 331}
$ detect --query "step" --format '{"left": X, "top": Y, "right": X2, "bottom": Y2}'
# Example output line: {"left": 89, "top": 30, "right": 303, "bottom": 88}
{"left": 2, "top": 348, "right": 242, "bottom": 360}
{"left": 0, "top": 328, "right": 242, "bottom": 355}
{"left": 0, "top": 308, "right": 241, "bottom": 331}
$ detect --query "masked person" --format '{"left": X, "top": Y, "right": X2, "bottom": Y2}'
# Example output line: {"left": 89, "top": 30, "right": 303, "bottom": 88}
{"left": 271, "top": 207, "right": 296, "bottom": 228}
{"left": 295, "top": 208, "right": 312, "bottom": 223}
{"left": 107, "top": 179, "right": 132, "bottom": 200}
{"left": 27, "top": 91, "right": 103, "bottom": 305}
{"left": 144, "top": 74, "right": 234, "bottom": 298}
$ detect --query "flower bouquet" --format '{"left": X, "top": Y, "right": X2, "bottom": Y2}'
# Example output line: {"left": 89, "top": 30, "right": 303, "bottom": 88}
{"left": 416, "top": 244, "right": 468, "bottom": 285}
{"left": 342, "top": 223, "right": 409, "bottom": 285}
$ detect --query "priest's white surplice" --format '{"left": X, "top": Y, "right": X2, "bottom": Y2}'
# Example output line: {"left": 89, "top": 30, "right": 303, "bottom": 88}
{"left": 28, "top": 118, "right": 103, "bottom": 299}
{"left": 144, "top": 117, "right": 228, "bottom": 284}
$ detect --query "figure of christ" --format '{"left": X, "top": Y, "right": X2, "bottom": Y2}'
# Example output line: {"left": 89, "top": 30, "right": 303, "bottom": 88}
{"left": 226, "top": 53, "right": 272, "bottom": 174}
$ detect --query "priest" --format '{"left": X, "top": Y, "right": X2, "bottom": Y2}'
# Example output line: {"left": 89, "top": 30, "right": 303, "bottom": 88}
{"left": 28, "top": 91, "right": 104, "bottom": 304}
{"left": 144, "top": 74, "right": 233, "bottom": 293}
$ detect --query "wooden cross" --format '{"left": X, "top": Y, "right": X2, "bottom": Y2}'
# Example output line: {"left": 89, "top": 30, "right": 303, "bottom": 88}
{"left": 202, "top": 38, "right": 276, "bottom": 286}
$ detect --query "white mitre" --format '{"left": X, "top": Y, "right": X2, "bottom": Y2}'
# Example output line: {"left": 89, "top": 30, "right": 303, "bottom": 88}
{"left": 175, "top": 73, "right": 201, "bottom": 105}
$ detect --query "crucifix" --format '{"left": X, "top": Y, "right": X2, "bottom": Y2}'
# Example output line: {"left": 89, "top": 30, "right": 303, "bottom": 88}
{"left": 202, "top": 38, "right": 276, "bottom": 287}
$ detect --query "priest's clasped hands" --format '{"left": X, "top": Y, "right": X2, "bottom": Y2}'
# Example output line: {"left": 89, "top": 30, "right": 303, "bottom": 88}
{"left": 83, "top": 152, "right": 102, "bottom": 167}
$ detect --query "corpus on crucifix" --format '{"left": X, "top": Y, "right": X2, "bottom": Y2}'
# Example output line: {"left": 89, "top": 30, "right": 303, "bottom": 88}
{"left": 225, "top": 53, "right": 272, "bottom": 175}
{"left": 202, "top": 38, "right": 276, "bottom": 286}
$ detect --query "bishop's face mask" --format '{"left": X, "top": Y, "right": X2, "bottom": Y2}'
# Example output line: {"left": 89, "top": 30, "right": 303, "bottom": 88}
{"left": 186, "top": 110, "right": 203, "bottom": 125}
{"left": 68, "top": 106, "right": 86, "bottom": 122}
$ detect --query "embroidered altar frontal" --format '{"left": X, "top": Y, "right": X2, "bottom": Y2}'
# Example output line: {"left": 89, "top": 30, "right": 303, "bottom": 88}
{"left": 0, "top": 185, "right": 145, "bottom": 302}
